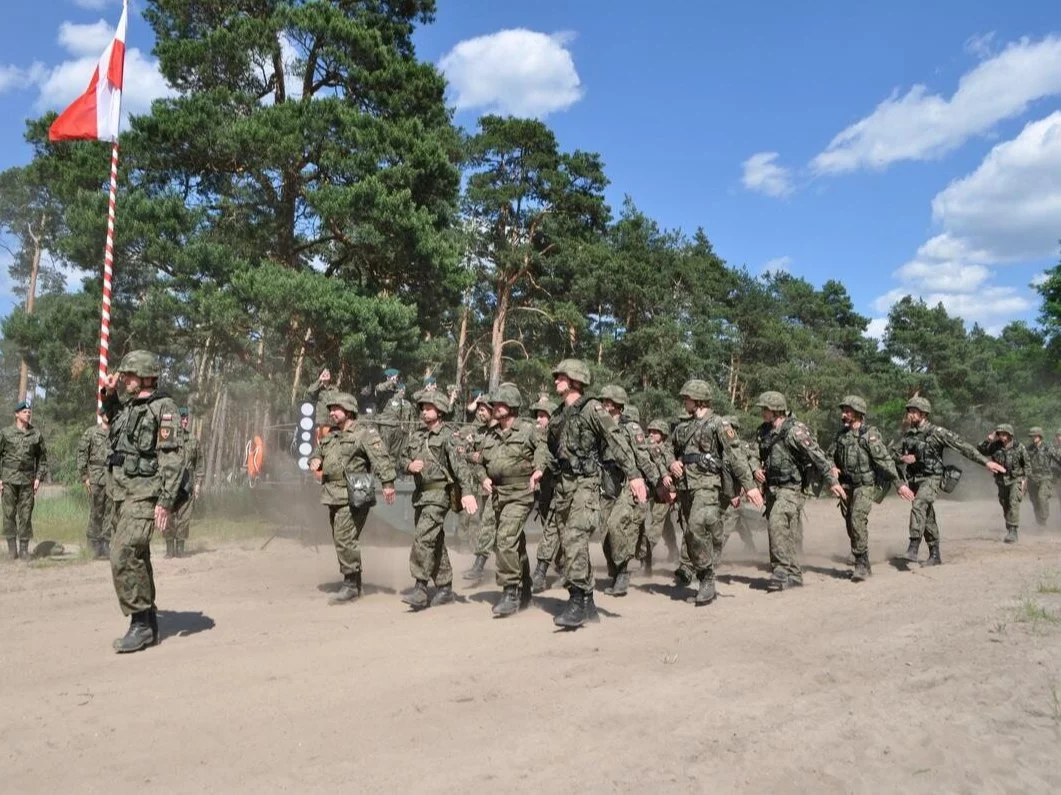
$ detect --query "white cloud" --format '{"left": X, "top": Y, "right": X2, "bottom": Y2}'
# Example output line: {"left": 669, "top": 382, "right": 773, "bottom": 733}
{"left": 58, "top": 20, "right": 115, "bottom": 56}
{"left": 864, "top": 317, "right": 888, "bottom": 340}
{"left": 893, "top": 259, "right": 991, "bottom": 293}
{"left": 761, "top": 255, "right": 792, "bottom": 274}
{"left": 72, "top": 0, "right": 116, "bottom": 9}
{"left": 964, "top": 31, "right": 996, "bottom": 60}
{"left": 439, "top": 29, "right": 583, "bottom": 118}
{"left": 741, "top": 152, "right": 793, "bottom": 197}
{"left": 811, "top": 36, "right": 1061, "bottom": 174}
{"left": 1031, "top": 271, "right": 1050, "bottom": 287}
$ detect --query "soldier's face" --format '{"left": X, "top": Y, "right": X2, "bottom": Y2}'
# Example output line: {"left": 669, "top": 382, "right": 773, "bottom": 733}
{"left": 840, "top": 407, "right": 860, "bottom": 426}
{"left": 491, "top": 403, "right": 511, "bottom": 421}
{"left": 554, "top": 374, "right": 571, "bottom": 396}
{"left": 120, "top": 372, "right": 142, "bottom": 394}
{"left": 535, "top": 412, "right": 549, "bottom": 429}
{"left": 649, "top": 431, "right": 664, "bottom": 445}
{"left": 420, "top": 404, "right": 440, "bottom": 424}
{"left": 683, "top": 398, "right": 695, "bottom": 415}
{"left": 476, "top": 405, "right": 491, "bottom": 422}
{"left": 180, "top": 417, "right": 189, "bottom": 430}
{"left": 601, "top": 399, "right": 621, "bottom": 417}
{"left": 760, "top": 409, "right": 778, "bottom": 424}
{"left": 15, "top": 408, "right": 31, "bottom": 423}
{"left": 1032, "top": 435, "right": 1042, "bottom": 444}
{"left": 905, "top": 409, "right": 926, "bottom": 426}
{"left": 997, "top": 433, "right": 1012, "bottom": 445}
{"left": 328, "top": 406, "right": 350, "bottom": 425}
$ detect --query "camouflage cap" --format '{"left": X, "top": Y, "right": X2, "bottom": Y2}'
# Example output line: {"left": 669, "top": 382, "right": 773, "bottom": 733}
{"left": 599, "top": 384, "right": 628, "bottom": 406}
{"left": 531, "top": 397, "right": 557, "bottom": 416}
{"left": 753, "top": 391, "right": 788, "bottom": 413}
{"left": 416, "top": 391, "right": 450, "bottom": 414}
{"left": 994, "top": 423, "right": 1015, "bottom": 436}
{"left": 679, "top": 379, "right": 713, "bottom": 403}
{"left": 488, "top": 383, "right": 523, "bottom": 409}
{"left": 723, "top": 414, "right": 741, "bottom": 430}
{"left": 905, "top": 396, "right": 932, "bottom": 414}
{"left": 624, "top": 405, "right": 641, "bottom": 424}
{"left": 325, "top": 392, "right": 359, "bottom": 415}
{"left": 647, "top": 419, "right": 670, "bottom": 437}
{"left": 117, "top": 350, "right": 160, "bottom": 378}
{"left": 839, "top": 394, "right": 868, "bottom": 416}
{"left": 1028, "top": 426, "right": 1044, "bottom": 437}
{"left": 552, "top": 358, "right": 591, "bottom": 386}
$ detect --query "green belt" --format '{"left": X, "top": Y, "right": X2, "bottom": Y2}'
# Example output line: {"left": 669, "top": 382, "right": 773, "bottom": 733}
{"left": 420, "top": 481, "right": 449, "bottom": 492}
{"left": 491, "top": 475, "right": 532, "bottom": 487}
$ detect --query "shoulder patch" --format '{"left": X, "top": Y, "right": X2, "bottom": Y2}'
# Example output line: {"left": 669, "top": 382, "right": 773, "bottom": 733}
{"left": 161, "top": 413, "right": 173, "bottom": 421}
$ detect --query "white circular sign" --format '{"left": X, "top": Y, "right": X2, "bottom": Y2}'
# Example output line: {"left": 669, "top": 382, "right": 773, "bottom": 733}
{"left": 299, "top": 402, "right": 315, "bottom": 417}
{"left": 297, "top": 457, "right": 310, "bottom": 471}
{"left": 299, "top": 417, "right": 313, "bottom": 430}
{"left": 298, "top": 442, "right": 313, "bottom": 456}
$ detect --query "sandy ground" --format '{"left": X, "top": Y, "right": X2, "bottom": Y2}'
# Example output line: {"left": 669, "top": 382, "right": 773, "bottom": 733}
{"left": 2, "top": 494, "right": 1061, "bottom": 794}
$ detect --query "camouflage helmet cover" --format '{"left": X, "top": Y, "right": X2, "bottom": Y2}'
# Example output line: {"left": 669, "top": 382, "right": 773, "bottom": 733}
{"left": 839, "top": 394, "right": 868, "bottom": 416}
{"left": 647, "top": 419, "right": 671, "bottom": 437}
{"left": 753, "top": 391, "right": 788, "bottom": 413}
{"left": 905, "top": 396, "right": 932, "bottom": 414}
{"left": 552, "top": 358, "right": 592, "bottom": 386}
{"left": 994, "top": 423, "right": 1015, "bottom": 437}
{"left": 530, "top": 398, "right": 557, "bottom": 416}
{"left": 624, "top": 405, "right": 641, "bottom": 424}
{"left": 416, "top": 391, "right": 451, "bottom": 414}
{"left": 325, "top": 392, "right": 359, "bottom": 415}
{"left": 723, "top": 414, "right": 741, "bottom": 430}
{"left": 1028, "top": 426, "right": 1044, "bottom": 437}
{"left": 117, "top": 350, "right": 160, "bottom": 378}
{"left": 678, "top": 379, "right": 713, "bottom": 403}
{"left": 489, "top": 383, "right": 523, "bottom": 409}
{"left": 599, "top": 384, "right": 629, "bottom": 406}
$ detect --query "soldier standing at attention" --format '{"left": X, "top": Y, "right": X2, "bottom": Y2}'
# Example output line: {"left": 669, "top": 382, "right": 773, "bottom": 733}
{"left": 894, "top": 397, "right": 1005, "bottom": 564}
{"left": 168, "top": 408, "right": 205, "bottom": 558}
{"left": 100, "top": 351, "right": 181, "bottom": 653}
{"left": 530, "top": 360, "right": 647, "bottom": 628}
{"left": 308, "top": 392, "right": 397, "bottom": 604}
{"left": 0, "top": 400, "right": 48, "bottom": 560}
{"left": 660, "top": 380, "right": 763, "bottom": 604}
{"left": 829, "top": 396, "right": 904, "bottom": 581}
{"left": 752, "top": 391, "right": 840, "bottom": 591}
{"left": 479, "top": 384, "right": 545, "bottom": 617}
{"left": 77, "top": 411, "right": 112, "bottom": 559}
{"left": 1025, "top": 427, "right": 1054, "bottom": 528}
{"left": 978, "top": 424, "right": 1029, "bottom": 544}
{"left": 398, "top": 392, "right": 479, "bottom": 610}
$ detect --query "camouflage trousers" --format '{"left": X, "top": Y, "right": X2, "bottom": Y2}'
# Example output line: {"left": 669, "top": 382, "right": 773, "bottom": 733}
{"left": 766, "top": 486, "right": 805, "bottom": 582}
{"left": 601, "top": 489, "right": 642, "bottom": 576}
{"left": 1027, "top": 479, "right": 1052, "bottom": 526}
{"left": 1, "top": 482, "right": 35, "bottom": 540}
{"left": 492, "top": 495, "right": 533, "bottom": 588}
{"left": 676, "top": 487, "right": 722, "bottom": 577}
{"left": 86, "top": 482, "right": 115, "bottom": 543}
{"left": 839, "top": 485, "right": 874, "bottom": 556}
{"left": 908, "top": 477, "right": 941, "bottom": 544}
{"left": 475, "top": 492, "right": 498, "bottom": 557}
{"left": 995, "top": 481, "right": 1023, "bottom": 528}
{"left": 550, "top": 476, "right": 601, "bottom": 594}
{"left": 110, "top": 499, "right": 157, "bottom": 616}
{"left": 169, "top": 494, "right": 194, "bottom": 541}
{"left": 717, "top": 501, "right": 755, "bottom": 559}
{"left": 328, "top": 503, "right": 371, "bottom": 575}
{"left": 409, "top": 503, "right": 453, "bottom": 586}
{"left": 456, "top": 500, "right": 481, "bottom": 550}
{"left": 537, "top": 505, "right": 563, "bottom": 566}
{"left": 638, "top": 499, "right": 678, "bottom": 560}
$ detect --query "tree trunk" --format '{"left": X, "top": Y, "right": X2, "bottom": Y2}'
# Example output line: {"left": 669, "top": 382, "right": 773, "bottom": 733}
{"left": 454, "top": 287, "right": 471, "bottom": 394}
{"left": 290, "top": 327, "right": 313, "bottom": 406}
{"left": 17, "top": 214, "right": 44, "bottom": 401}
{"left": 204, "top": 387, "right": 227, "bottom": 492}
{"left": 488, "top": 281, "right": 511, "bottom": 392}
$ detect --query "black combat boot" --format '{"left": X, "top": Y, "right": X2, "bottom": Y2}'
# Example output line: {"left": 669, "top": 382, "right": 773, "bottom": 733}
{"left": 851, "top": 553, "right": 870, "bottom": 582}
{"left": 553, "top": 588, "right": 588, "bottom": 629}
{"left": 18, "top": 539, "right": 29, "bottom": 560}
{"left": 329, "top": 573, "right": 361, "bottom": 604}
{"left": 147, "top": 608, "right": 159, "bottom": 645}
{"left": 113, "top": 612, "right": 156, "bottom": 654}
{"left": 6, "top": 538, "right": 16, "bottom": 559}
{"left": 175, "top": 539, "right": 186, "bottom": 557}
{"left": 164, "top": 538, "right": 176, "bottom": 558}
{"left": 462, "top": 554, "right": 487, "bottom": 583}
{"left": 605, "top": 564, "right": 630, "bottom": 597}
{"left": 923, "top": 543, "right": 942, "bottom": 566}
{"left": 530, "top": 560, "right": 549, "bottom": 593}
{"left": 1003, "top": 526, "right": 1018, "bottom": 544}
{"left": 695, "top": 573, "right": 717, "bottom": 605}
{"left": 492, "top": 585, "right": 521, "bottom": 617}
{"left": 673, "top": 565, "right": 693, "bottom": 587}
{"left": 642, "top": 544, "right": 654, "bottom": 577}
{"left": 401, "top": 580, "right": 429, "bottom": 610}
{"left": 430, "top": 584, "right": 455, "bottom": 606}
{"left": 905, "top": 538, "right": 921, "bottom": 562}
{"left": 584, "top": 590, "right": 600, "bottom": 623}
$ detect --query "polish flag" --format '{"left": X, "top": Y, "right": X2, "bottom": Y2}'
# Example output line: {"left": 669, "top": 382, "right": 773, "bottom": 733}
{"left": 49, "top": 1, "right": 128, "bottom": 142}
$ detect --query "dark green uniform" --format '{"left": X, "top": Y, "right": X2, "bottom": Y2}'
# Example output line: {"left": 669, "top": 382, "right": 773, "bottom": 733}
{"left": 719, "top": 438, "right": 759, "bottom": 558}
{"left": 456, "top": 418, "right": 488, "bottom": 550}
{"left": 374, "top": 381, "right": 415, "bottom": 461}
{"left": 832, "top": 424, "right": 899, "bottom": 557}
{"left": 601, "top": 417, "right": 661, "bottom": 579}
{"left": 1026, "top": 438, "right": 1055, "bottom": 526}
{"left": 77, "top": 423, "right": 113, "bottom": 552}
{"left": 398, "top": 424, "right": 478, "bottom": 588}
{"left": 311, "top": 423, "right": 396, "bottom": 577}
{"left": 101, "top": 390, "right": 182, "bottom": 616}
{"left": 638, "top": 432, "right": 679, "bottom": 565}
{"left": 978, "top": 437, "right": 1028, "bottom": 533}
{"left": 171, "top": 431, "right": 205, "bottom": 542}
{"left": 0, "top": 423, "right": 49, "bottom": 543}
{"left": 756, "top": 416, "right": 836, "bottom": 585}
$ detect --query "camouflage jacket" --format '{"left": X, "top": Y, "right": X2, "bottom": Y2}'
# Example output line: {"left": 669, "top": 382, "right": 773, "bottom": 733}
{"left": 977, "top": 439, "right": 1029, "bottom": 486}
{"left": 102, "top": 390, "right": 182, "bottom": 509}
{"left": 181, "top": 431, "right": 206, "bottom": 491}
{"left": 374, "top": 380, "right": 415, "bottom": 427}
{"left": 0, "top": 423, "right": 48, "bottom": 485}
{"left": 77, "top": 423, "right": 110, "bottom": 486}
{"left": 479, "top": 417, "right": 545, "bottom": 504}
{"left": 1025, "top": 440, "right": 1056, "bottom": 482}
{"left": 543, "top": 395, "right": 639, "bottom": 482}
{"left": 672, "top": 412, "right": 755, "bottom": 495}
{"left": 831, "top": 424, "right": 900, "bottom": 488}
{"left": 311, "top": 422, "right": 396, "bottom": 506}
{"left": 1050, "top": 442, "right": 1061, "bottom": 479}
{"left": 721, "top": 439, "right": 758, "bottom": 500}
{"left": 894, "top": 422, "right": 988, "bottom": 481}
{"left": 399, "top": 422, "right": 478, "bottom": 507}
{"left": 609, "top": 417, "right": 664, "bottom": 487}
{"left": 756, "top": 416, "right": 837, "bottom": 492}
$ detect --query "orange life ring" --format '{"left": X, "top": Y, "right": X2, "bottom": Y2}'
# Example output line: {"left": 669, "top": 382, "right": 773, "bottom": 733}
{"left": 246, "top": 435, "right": 264, "bottom": 478}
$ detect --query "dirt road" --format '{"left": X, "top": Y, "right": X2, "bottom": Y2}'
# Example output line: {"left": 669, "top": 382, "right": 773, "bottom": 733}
{"left": 2, "top": 496, "right": 1060, "bottom": 793}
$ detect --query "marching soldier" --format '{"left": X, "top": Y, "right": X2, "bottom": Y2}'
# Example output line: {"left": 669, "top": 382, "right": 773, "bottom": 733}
{"left": 368, "top": 368, "right": 415, "bottom": 460}
{"left": 529, "top": 397, "right": 563, "bottom": 593}
{"left": 637, "top": 419, "right": 679, "bottom": 575}
{"left": 719, "top": 415, "right": 758, "bottom": 560}
{"left": 168, "top": 408, "right": 205, "bottom": 558}
{"left": 461, "top": 394, "right": 496, "bottom": 582}
{"left": 0, "top": 400, "right": 48, "bottom": 560}
{"left": 978, "top": 424, "right": 1029, "bottom": 543}
{"left": 1025, "top": 427, "right": 1055, "bottom": 527}
{"left": 76, "top": 411, "right": 112, "bottom": 559}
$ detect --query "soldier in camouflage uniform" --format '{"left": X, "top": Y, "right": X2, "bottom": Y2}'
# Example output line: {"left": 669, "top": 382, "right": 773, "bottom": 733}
{"left": 529, "top": 397, "right": 563, "bottom": 592}
{"left": 479, "top": 384, "right": 547, "bottom": 617}
{"left": 598, "top": 386, "right": 662, "bottom": 597}
{"left": 752, "top": 391, "right": 841, "bottom": 591}
{"left": 460, "top": 395, "right": 496, "bottom": 582}
{"left": 718, "top": 415, "right": 758, "bottom": 561}
{"left": 1025, "top": 427, "right": 1055, "bottom": 527}
{"left": 308, "top": 392, "right": 397, "bottom": 604}
{"left": 829, "top": 396, "right": 902, "bottom": 581}
{"left": 369, "top": 368, "right": 415, "bottom": 460}
{"left": 0, "top": 400, "right": 48, "bottom": 560}
{"left": 100, "top": 351, "right": 182, "bottom": 653}
{"left": 77, "top": 411, "right": 113, "bottom": 559}
{"left": 637, "top": 419, "right": 679, "bottom": 575}
{"left": 661, "top": 380, "right": 763, "bottom": 604}
{"left": 1052, "top": 430, "right": 1061, "bottom": 520}
{"left": 894, "top": 396, "right": 1005, "bottom": 564}
{"left": 167, "top": 408, "right": 205, "bottom": 558}
{"left": 978, "top": 424, "right": 1029, "bottom": 543}
{"left": 531, "top": 359, "right": 647, "bottom": 628}
{"left": 398, "top": 392, "right": 479, "bottom": 610}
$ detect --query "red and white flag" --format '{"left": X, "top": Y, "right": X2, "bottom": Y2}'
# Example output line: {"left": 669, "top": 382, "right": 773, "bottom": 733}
{"left": 49, "top": 1, "right": 128, "bottom": 142}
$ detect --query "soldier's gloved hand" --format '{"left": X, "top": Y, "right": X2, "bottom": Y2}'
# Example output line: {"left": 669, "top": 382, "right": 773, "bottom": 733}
{"left": 744, "top": 487, "right": 764, "bottom": 510}
{"left": 154, "top": 505, "right": 170, "bottom": 532}
{"left": 382, "top": 485, "right": 396, "bottom": 504}
{"left": 461, "top": 494, "right": 478, "bottom": 515}
{"left": 629, "top": 477, "right": 647, "bottom": 504}
{"left": 482, "top": 477, "right": 493, "bottom": 495}
{"left": 319, "top": 368, "right": 331, "bottom": 385}
{"left": 897, "top": 484, "right": 915, "bottom": 502}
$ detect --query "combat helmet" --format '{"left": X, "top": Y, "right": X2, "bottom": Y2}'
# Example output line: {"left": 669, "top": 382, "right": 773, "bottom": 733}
{"left": 552, "top": 359, "right": 592, "bottom": 387}
{"left": 905, "top": 396, "right": 932, "bottom": 414}
{"left": 839, "top": 395, "right": 868, "bottom": 416}
{"left": 723, "top": 415, "right": 741, "bottom": 430}
{"left": 325, "top": 392, "right": 359, "bottom": 415}
{"left": 489, "top": 383, "right": 523, "bottom": 409}
{"left": 753, "top": 391, "right": 788, "bottom": 413}
{"left": 994, "top": 423, "right": 1015, "bottom": 437}
{"left": 1028, "top": 426, "right": 1044, "bottom": 438}
{"left": 599, "top": 384, "right": 628, "bottom": 406}
{"left": 647, "top": 419, "right": 671, "bottom": 438}
{"left": 530, "top": 397, "right": 557, "bottom": 416}
{"left": 117, "top": 350, "right": 160, "bottom": 378}
{"left": 416, "top": 391, "right": 450, "bottom": 414}
{"left": 624, "top": 405, "right": 641, "bottom": 424}
{"left": 679, "top": 379, "right": 713, "bottom": 403}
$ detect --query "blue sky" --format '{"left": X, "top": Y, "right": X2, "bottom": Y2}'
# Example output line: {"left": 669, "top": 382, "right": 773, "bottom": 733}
{"left": 2, "top": 0, "right": 1060, "bottom": 336}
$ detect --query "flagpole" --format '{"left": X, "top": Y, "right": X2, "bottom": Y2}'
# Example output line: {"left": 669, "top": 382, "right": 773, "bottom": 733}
{"left": 97, "top": 140, "right": 120, "bottom": 419}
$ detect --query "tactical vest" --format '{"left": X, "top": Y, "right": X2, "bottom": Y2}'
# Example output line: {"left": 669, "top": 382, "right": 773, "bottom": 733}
{"left": 547, "top": 395, "right": 604, "bottom": 478}
{"left": 834, "top": 426, "right": 876, "bottom": 486}
{"left": 758, "top": 417, "right": 803, "bottom": 488}
{"left": 111, "top": 395, "right": 167, "bottom": 478}
{"left": 899, "top": 423, "right": 945, "bottom": 478}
